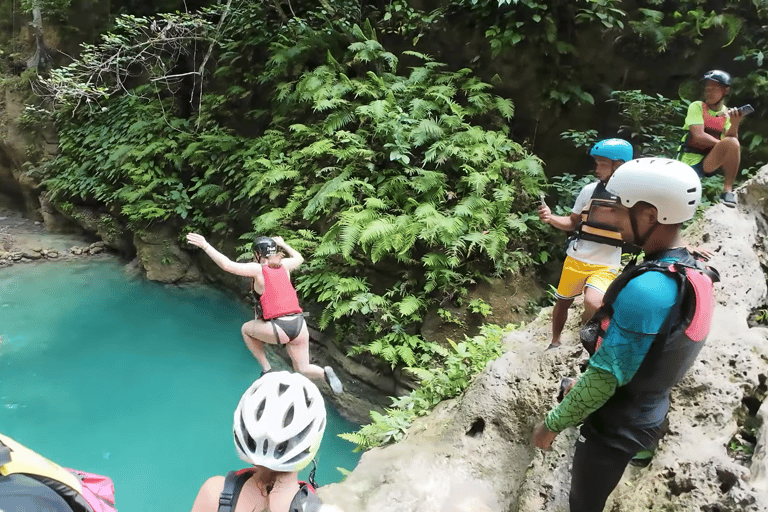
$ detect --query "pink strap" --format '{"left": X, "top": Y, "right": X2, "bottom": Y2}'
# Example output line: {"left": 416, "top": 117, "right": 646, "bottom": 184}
{"left": 66, "top": 468, "right": 117, "bottom": 512}
{"left": 683, "top": 268, "right": 714, "bottom": 342}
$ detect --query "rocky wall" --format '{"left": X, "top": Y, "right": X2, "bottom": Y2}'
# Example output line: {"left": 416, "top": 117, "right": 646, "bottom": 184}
{"left": 317, "top": 167, "right": 768, "bottom": 511}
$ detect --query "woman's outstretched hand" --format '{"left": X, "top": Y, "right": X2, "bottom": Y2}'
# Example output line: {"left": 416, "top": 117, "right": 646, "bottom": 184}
{"left": 186, "top": 233, "right": 209, "bottom": 249}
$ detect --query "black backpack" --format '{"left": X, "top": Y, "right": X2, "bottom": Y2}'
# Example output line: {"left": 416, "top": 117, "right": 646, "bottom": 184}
{"left": 580, "top": 248, "right": 720, "bottom": 356}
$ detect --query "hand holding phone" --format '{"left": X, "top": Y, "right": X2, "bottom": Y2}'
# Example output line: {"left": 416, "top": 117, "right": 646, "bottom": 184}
{"left": 737, "top": 104, "right": 754, "bottom": 116}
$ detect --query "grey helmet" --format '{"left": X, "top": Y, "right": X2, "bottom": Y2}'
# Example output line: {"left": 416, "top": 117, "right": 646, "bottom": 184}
{"left": 253, "top": 236, "right": 277, "bottom": 258}
{"left": 701, "top": 70, "right": 731, "bottom": 87}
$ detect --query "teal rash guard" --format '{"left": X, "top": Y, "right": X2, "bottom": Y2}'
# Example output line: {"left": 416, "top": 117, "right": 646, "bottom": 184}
{"left": 546, "top": 267, "right": 679, "bottom": 432}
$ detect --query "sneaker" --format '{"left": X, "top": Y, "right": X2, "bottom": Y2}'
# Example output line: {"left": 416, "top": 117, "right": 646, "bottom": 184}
{"left": 324, "top": 366, "right": 344, "bottom": 394}
{"left": 720, "top": 191, "right": 736, "bottom": 208}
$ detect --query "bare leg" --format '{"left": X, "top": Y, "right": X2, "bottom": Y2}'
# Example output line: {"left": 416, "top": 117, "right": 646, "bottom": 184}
{"left": 284, "top": 323, "right": 325, "bottom": 382}
{"left": 703, "top": 137, "right": 741, "bottom": 192}
{"left": 550, "top": 297, "right": 575, "bottom": 347}
{"left": 241, "top": 319, "right": 279, "bottom": 373}
{"left": 582, "top": 287, "right": 604, "bottom": 323}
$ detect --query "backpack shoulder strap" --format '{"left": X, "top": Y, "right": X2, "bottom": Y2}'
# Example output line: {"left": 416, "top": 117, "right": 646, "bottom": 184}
{"left": 218, "top": 470, "right": 253, "bottom": 512}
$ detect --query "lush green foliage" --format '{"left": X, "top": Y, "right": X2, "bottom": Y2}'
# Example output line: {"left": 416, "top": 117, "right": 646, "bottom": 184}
{"left": 561, "top": 90, "right": 687, "bottom": 159}
{"left": 42, "top": 8, "right": 546, "bottom": 370}
{"left": 339, "top": 323, "right": 508, "bottom": 450}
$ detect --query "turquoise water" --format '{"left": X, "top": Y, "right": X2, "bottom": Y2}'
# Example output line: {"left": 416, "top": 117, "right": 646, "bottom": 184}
{"left": 0, "top": 259, "right": 361, "bottom": 511}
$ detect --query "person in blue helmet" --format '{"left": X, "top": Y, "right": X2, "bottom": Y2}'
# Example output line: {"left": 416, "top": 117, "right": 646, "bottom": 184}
{"left": 677, "top": 70, "right": 745, "bottom": 208}
{"left": 538, "top": 138, "right": 633, "bottom": 349}
{"left": 532, "top": 157, "right": 719, "bottom": 512}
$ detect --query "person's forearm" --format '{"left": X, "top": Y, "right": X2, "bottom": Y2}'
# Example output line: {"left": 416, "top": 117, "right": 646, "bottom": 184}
{"left": 690, "top": 132, "right": 720, "bottom": 150}
{"left": 544, "top": 366, "right": 618, "bottom": 432}
{"left": 277, "top": 240, "right": 303, "bottom": 263}
{"left": 725, "top": 124, "right": 739, "bottom": 138}
{"left": 546, "top": 215, "right": 578, "bottom": 232}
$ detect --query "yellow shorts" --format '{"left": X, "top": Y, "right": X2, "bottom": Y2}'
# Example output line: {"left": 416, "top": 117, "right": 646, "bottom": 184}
{"left": 555, "top": 256, "right": 619, "bottom": 300}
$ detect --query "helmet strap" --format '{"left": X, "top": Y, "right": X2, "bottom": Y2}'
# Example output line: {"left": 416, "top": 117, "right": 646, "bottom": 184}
{"left": 630, "top": 210, "right": 660, "bottom": 248}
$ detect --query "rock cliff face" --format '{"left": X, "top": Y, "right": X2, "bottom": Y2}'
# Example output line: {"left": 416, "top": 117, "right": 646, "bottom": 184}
{"left": 317, "top": 167, "right": 768, "bottom": 512}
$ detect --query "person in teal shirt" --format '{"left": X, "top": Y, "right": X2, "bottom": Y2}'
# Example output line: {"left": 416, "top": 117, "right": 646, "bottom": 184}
{"left": 532, "top": 158, "right": 716, "bottom": 512}
{"left": 677, "top": 69, "right": 745, "bottom": 208}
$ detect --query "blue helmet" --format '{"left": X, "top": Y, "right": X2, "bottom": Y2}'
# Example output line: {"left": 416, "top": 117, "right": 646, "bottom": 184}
{"left": 590, "top": 138, "right": 633, "bottom": 163}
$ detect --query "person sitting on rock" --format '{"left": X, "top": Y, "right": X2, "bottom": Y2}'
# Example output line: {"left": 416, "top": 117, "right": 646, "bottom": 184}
{"left": 532, "top": 157, "right": 719, "bottom": 512}
{"left": 186, "top": 232, "right": 343, "bottom": 394}
{"left": 191, "top": 371, "right": 335, "bottom": 512}
{"left": 677, "top": 69, "right": 745, "bottom": 208}
{"left": 537, "top": 138, "right": 633, "bottom": 349}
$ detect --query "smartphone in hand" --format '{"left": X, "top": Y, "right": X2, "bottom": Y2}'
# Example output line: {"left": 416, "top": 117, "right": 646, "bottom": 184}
{"left": 737, "top": 104, "right": 754, "bottom": 116}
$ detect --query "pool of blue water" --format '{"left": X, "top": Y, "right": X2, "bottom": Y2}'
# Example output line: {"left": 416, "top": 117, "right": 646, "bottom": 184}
{"left": 0, "top": 259, "right": 361, "bottom": 511}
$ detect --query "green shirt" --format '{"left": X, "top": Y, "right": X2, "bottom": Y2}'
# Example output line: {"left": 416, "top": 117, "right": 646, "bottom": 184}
{"left": 679, "top": 100, "right": 731, "bottom": 166}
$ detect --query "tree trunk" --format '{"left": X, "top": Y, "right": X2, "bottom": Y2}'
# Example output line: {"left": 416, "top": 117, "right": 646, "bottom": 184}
{"left": 26, "top": 3, "right": 50, "bottom": 70}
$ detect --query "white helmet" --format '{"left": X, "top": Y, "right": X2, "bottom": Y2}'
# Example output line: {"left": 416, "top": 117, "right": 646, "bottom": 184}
{"left": 606, "top": 157, "right": 701, "bottom": 224}
{"left": 233, "top": 371, "right": 326, "bottom": 472}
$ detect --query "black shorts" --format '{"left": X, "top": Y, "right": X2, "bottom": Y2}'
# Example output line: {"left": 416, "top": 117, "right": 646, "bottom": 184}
{"left": 691, "top": 159, "right": 720, "bottom": 177}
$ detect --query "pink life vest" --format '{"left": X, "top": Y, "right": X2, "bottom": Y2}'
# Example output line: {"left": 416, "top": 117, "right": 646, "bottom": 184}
{"left": 701, "top": 102, "right": 727, "bottom": 141}
{"left": 260, "top": 265, "right": 303, "bottom": 320}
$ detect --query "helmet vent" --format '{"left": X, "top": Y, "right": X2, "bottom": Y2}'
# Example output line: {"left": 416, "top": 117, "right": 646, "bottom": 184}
{"left": 245, "top": 432, "right": 256, "bottom": 453}
{"left": 294, "top": 421, "right": 313, "bottom": 445}
{"left": 688, "top": 200, "right": 696, "bottom": 205}
{"left": 275, "top": 441, "right": 288, "bottom": 458}
{"left": 234, "top": 431, "right": 245, "bottom": 453}
{"left": 262, "top": 440, "right": 269, "bottom": 456}
{"left": 278, "top": 383, "right": 289, "bottom": 396}
{"left": 687, "top": 187, "right": 696, "bottom": 193}
{"left": 256, "top": 399, "right": 266, "bottom": 421}
{"left": 285, "top": 449, "right": 311, "bottom": 466}
{"left": 283, "top": 405, "right": 295, "bottom": 427}
{"left": 303, "top": 387, "right": 313, "bottom": 408}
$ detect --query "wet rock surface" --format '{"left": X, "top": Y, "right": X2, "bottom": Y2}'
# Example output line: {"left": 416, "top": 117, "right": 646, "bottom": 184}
{"left": 0, "top": 202, "right": 105, "bottom": 266}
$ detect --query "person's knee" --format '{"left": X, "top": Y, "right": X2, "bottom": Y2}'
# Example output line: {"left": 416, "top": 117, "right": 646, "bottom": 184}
{"left": 584, "top": 291, "right": 603, "bottom": 311}
{"left": 720, "top": 136, "right": 740, "bottom": 152}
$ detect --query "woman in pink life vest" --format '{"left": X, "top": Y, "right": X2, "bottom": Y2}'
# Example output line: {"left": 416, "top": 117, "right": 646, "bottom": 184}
{"left": 186, "top": 233, "right": 343, "bottom": 394}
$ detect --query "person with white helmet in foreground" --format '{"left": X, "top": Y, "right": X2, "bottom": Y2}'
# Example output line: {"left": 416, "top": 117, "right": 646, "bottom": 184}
{"left": 532, "top": 158, "right": 720, "bottom": 511}
{"left": 191, "top": 371, "right": 336, "bottom": 512}
{"left": 538, "top": 138, "right": 633, "bottom": 349}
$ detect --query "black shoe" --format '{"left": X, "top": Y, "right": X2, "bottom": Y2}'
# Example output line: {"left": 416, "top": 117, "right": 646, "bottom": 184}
{"left": 324, "top": 366, "right": 343, "bottom": 394}
{"left": 720, "top": 191, "right": 736, "bottom": 208}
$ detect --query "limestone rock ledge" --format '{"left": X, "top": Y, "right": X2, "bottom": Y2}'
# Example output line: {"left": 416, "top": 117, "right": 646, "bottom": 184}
{"left": 318, "top": 167, "right": 768, "bottom": 511}
{"left": 133, "top": 224, "right": 200, "bottom": 283}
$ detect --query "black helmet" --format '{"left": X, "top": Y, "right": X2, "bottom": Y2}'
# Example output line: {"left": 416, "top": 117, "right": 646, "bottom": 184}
{"left": 253, "top": 236, "right": 277, "bottom": 258}
{"left": 701, "top": 69, "right": 731, "bottom": 87}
